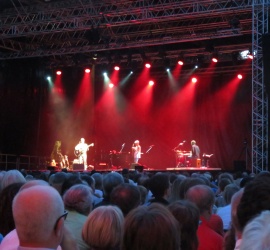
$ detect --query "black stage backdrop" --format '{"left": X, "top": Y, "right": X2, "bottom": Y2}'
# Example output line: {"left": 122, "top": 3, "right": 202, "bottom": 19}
{"left": 0, "top": 60, "right": 251, "bottom": 170}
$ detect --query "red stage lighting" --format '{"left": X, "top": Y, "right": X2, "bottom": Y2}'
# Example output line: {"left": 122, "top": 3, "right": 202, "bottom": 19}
{"left": 178, "top": 60, "right": 184, "bottom": 66}
{"left": 149, "top": 80, "right": 154, "bottom": 86}
{"left": 114, "top": 66, "right": 120, "bottom": 71}
{"left": 248, "top": 54, "right": 254, "bottom": 60}
{"left": 145, "top": 63, "right": 151, "bottom": 68}
{"left": 212, "top": 57, "right": 218, "bottom": 63}
{"left": 56, "top": 70, "right": 62, "bottom": 75}
{"left": 85, "top": 68, "right": 91, "bottom": 73}
{"left": 237, "top": 74, "right": 243, "bottom": 79}
{"left": 191, "top": 77, "right": 198, "bottom": 83}
{"left": 109, "top": 83, "right": 114, "bottom": 88}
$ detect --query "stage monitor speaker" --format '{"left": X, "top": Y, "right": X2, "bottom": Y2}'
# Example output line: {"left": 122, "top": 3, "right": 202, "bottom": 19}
{"left": 47, "top": 166, "right": 57, "bottom": 171}
{"left": 130, "top": 163, "right": 144, "bottom": 172}
{"left": 73, "top": 164, "right": 84, "bottom": 171}
{"left": 234, "top": 160, "right": 246, "bottom": 172}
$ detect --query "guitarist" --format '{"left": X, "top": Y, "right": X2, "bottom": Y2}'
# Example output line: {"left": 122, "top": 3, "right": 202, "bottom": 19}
{"left": 75, "top": 138, "right": 92, "bottom": 170}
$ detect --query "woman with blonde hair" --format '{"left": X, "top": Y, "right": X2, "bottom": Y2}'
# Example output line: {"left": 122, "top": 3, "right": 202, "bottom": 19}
{"left": 82, "top": 205, "right": 124, "bottom": 250}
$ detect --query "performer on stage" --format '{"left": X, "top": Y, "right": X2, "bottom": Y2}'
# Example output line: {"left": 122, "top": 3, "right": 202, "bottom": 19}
{"left": 75, "top": 138, "right": 90, "bottom": 170}
{"left": 191, "top": 140, "right": 200, "bottom": 158}
{"left": 132, "top": 140, "right": 141, "bottom": 163}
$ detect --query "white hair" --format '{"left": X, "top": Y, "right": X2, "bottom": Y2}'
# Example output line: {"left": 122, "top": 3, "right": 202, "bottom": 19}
{"left": 240, "top": 210, "right": 270, "bottom": 250}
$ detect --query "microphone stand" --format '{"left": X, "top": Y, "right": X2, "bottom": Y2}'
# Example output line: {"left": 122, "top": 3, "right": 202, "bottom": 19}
{"left": 145, "top": 145, "right": 154, "bottom": 154}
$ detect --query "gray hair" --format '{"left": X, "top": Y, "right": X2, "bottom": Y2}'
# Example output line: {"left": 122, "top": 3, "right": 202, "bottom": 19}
{"left": 240, "top": 210, "right": 270, "bottom": 250}
{"left": 63, "top": 184, "right": 92, "bottom": 215}
{"left": 1, "top": 170, "right": 26, "bottom": 192}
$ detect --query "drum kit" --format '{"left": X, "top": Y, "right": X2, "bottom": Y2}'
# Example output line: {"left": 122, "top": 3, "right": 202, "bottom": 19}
{"left": 174, "top": 150, "right": 191, "bottom": 167}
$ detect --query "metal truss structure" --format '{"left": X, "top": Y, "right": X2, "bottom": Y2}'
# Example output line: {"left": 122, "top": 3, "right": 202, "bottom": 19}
{"left": 0, "top": 0, "right": 269, "bottom": 171}
{"left": 252, "top": 0, "right": 269, "bottom": 173}
{"left": 0, "top": 0, "right": 254, "bottom": 73}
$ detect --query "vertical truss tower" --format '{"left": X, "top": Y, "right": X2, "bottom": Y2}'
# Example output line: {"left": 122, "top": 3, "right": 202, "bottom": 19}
{"left": 252, "top": 0, "right": 270, "bottom": 173}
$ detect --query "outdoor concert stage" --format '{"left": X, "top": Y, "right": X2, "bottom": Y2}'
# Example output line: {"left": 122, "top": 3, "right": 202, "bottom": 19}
{"left": 60, "top": 165, "right": 222, "bottom": 175}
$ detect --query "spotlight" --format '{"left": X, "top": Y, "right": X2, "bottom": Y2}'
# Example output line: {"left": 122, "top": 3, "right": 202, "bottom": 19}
{"left": 191, "top": 77, "right": 198, "bottom": 83}
{"left": 166, "top": 68, "right": 170, "bottom": 72}
{"left": 114, "top": 66, "right": 120, "bottom": 71}
{"left": 46, "top": 76, "right": 51, "bottom": 81}
{"left": 56, "top": 70, "right": 62, "bottom": 75}
{"left": 211, "top": 52, "right": 219, "bottom": 63}
{"left": 109, "top": 83, "right": 114, "bottom": 88}
{"left": 178, "top": 60, "right": 184, "bottom": 66}
{"left": 85, "top": 68, "right": 91, "bottom": 73}
{"left": 130, "top": 71, "right": 133, "bottom": 74}
{"left": 145, "top": 63, "right": 151, "bottom": 68}
{"left": 103, "top": 72, "right": 107, "bottom": 76}
{"left": 149, "top": 80, "right": 154, "bottom": 86}
{"left": 237, "top": 74, "right": 243, "bottom": 79}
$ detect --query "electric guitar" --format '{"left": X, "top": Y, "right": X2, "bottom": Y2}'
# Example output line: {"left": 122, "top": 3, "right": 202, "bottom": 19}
{"left": 74, "top": 143, "right": 94, "bottom": 157}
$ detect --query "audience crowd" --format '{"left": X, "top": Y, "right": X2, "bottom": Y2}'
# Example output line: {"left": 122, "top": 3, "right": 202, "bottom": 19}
{"left": 0, "top": 166, "right": 268, "bottom": 250}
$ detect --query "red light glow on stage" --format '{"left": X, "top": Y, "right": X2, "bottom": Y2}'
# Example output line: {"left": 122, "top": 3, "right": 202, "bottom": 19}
{"left": 212, "top": 57, "right": 218, "bottom": 63}
{"left": 114, "top": 66, "right": 120, "bottom": 71}
{"left": 85, "top": 68, "right": 91, "bottom": 73}
{"left": 56, "top": 70, "right": 62, "bottom": 75}
{"left": 237, "top": 74, "right": 243, "bottom": 79}
{"left": 109, "top": 83, "right": 114, "bottom": 88}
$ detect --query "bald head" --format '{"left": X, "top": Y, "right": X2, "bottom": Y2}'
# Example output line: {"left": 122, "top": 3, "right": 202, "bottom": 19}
{"left": 185, "top": 184, "right": 214, "bottom": 215}
{"left": 13, "top": 185, "right": 65, "bottom": 248}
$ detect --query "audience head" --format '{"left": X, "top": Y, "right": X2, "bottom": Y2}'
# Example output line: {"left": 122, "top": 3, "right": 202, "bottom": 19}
{"left": 137, "top": 185, "right": 148, "bottom": 205}
{"left": 63, "top": 184, "right": 93, "bottom": 215}
{"left": 61, "top": 173, "right": 83, "bottom": 195}
{"left": 110, "top": 183, "right": 140, "bottom": 216}
{"left": 82, "top": 205, "right": 124, "bottom": 250}
{"left": 102, "top": 172, "right": 124, "bottom": 198}
{"left": 0, "top": 182, "right": 24, "bottom": 236}
{"left": 12, "top": 185, "right": 66, "bottom": 248}
{"left": 122, "top": 203, "right": 181, "bottom": 250}
{"left": 168, "top": 200, "right": 200, "bottom": 250}
{"left": 237, "top": 177, "right": 270, "bottom": 232}
{"left": 148, "top": 173, "right": 170, "bottom": 199}
{"left": 0, "top": 170, "right": 26, "bottom": 191}
{"left": 185, "top": 184, "right": 215, "bottom": 220}
{"left": 169, "top": 176, "right": 186, "bottom": 203}
{"left": 223, "top": 184, "right": 240, "bottom": 205}
{"left": 91, "top": 172, "right": 103, "bottom": 190}
{"left": 179, "top": 177, "right": 206, "bottom": 199}
{"left": 240, "top": 210, "right": 270, "bottom": 250}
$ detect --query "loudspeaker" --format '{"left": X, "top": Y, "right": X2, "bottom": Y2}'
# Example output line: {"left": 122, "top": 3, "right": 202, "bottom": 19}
{"left": 73, "top": 164, "right": 84, "bottom": 171}
{"left": 234, "top": 160, "right": 246, "bottom": 172}
{"left": 130, "top": 163, "right": 144, "bottom": 172}
{"left": 47, "top": 166, "right": 57, "bottom": 171}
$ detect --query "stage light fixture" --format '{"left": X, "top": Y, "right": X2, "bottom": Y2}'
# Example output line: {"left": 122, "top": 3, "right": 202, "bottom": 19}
{"left": 178, "top": 60, "right": 184, "bottom": 66}
{"left": 85, "top": 68, "right": 91, "bottom": 73}
{"left": 192, "top": 77, "right": 198, "bottom": 83}
{"left": 237, "top": 74, "right": 243, "bottom": 79}
{"left": 149, "top": 80, "right": 154, "bottom": 86}
{"left": 46, "top": 76, "right": 51, "bottom": 81}
{"left": 109, "top": 83, "right": 114, "bottom": 88}
{"left": 145, "top": 63, "right": 151, "bottom": 68}
{"left": 56, "top": 70, "right": 62, "bottom": 75}
{"left": 114, "top": 66, "right": 120, "bottom": 71}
